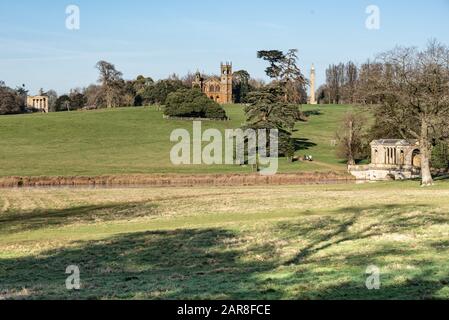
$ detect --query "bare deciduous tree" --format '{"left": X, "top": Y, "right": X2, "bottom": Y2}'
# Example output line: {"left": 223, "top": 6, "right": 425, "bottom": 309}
{"left": 325, "top": 63, "right": 344, "bottom": 104}
{"left": 363, "top": 40, "right": 449, "bottom": 186}
{"left": 95, "top": 61, "right": 124, "bottom": 108}
{"left": 336, "top": 111, "right": 368, "bottom": 165}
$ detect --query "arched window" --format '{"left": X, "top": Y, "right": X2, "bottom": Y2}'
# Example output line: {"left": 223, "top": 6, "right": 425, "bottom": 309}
{"left": 412, "top": 150, "right": 421, "bottom": 167}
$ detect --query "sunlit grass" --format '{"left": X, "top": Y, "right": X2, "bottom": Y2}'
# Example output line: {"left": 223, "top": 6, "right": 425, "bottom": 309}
{"left": 1, "top": 181, "right": 448, "bottom": 299}
{"left": 0, "top": 105, "right": 350, "bottom": 177}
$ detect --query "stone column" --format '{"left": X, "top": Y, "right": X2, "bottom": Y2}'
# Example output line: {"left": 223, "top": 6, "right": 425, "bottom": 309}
{"left": 310, "top": 64, "right": 317, "bottom": 105}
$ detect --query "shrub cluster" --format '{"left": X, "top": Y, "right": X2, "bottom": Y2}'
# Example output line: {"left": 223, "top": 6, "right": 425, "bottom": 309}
{"left": 164, "top": 89, "right": 227, "bottom": 120}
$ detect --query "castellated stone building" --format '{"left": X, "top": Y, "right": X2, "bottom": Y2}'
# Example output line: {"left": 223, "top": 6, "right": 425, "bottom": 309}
{"left": 192, "top": 63, "right": 233, "bottom": 104}
{"left": 27, "top": 95, "right": 49, "bottom": 113}
{"left": 349, "top": 139, "right": 421, "bottom": 181}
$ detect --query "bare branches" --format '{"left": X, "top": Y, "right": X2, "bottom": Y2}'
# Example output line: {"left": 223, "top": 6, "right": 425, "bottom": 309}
{"left": 360, "top": 40, "right": 449, "bottom": 185}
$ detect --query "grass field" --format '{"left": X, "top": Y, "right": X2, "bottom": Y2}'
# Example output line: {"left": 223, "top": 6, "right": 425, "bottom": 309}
{"left": 1, "top": 181, "right": 448, "bottom": 300}
{"left": 0, "top": 104, "right": 350, "bottom": 177}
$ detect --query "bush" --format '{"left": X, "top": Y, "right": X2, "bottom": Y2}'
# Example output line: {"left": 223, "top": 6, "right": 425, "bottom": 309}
{"left": 432, "top": 141, "right": 449, "bottom": 170}
{"left": 54, "top": 95, "right": 71, "bottom": 112}
{"left": 141, "top": 79, "right": 187, "bottom": 105}
{"left": 0, "top": 87, "right": 23, "bottom": 115}
{"left": 69, "top": 93, "right": 87, "bottom": 110}
{"left": 164, "top": 89, "right": 227, "bottom": 120}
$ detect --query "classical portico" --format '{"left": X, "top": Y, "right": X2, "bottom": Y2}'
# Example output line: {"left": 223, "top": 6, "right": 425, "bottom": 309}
{"left": 27, "top": 95, "right": 49, "bottom": 113}
{"left": 349, "top": 139, "right": 421, "bottom": 181}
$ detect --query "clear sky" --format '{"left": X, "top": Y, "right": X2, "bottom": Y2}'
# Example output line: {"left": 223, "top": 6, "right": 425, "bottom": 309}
{"left": 1, "top": 0, "right": 449, "bottom": 95}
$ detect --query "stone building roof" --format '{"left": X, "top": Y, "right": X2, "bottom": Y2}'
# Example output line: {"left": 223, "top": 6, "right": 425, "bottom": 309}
{"left": 371, "top": 139, "right": 419, "bottom": 147}
{"left": 203, "top": 77, "right": 221, "bottom": 84}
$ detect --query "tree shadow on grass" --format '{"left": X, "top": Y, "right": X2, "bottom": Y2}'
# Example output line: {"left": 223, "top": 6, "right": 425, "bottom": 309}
{"left": 272, "top": 203, "right": 449, "bottom": 299}
{"left": 282, "top": 203, "right": 445, "bottom": 265}
{"left": 0, "top": 202, "right": 159, "bottom": 235}
{"left": 303, "top": 109, "right": 323, "bottom": 117}
{"left": 0, "top": 228, "right": 280, "bottom": 300}
{"left": 270, "top": 262, "right": 448, "bottom": 300}
{"left": 293, "top": 138, "right": 317, "bottom": 152}
{"left": 433, "top": 174, "right": 449, "bottom": 181}
{"left": 1, "top": 203, "right": 448, "bottom": 300}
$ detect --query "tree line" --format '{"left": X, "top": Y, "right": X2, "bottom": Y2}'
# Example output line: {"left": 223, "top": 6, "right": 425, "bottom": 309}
{"left": 0, "top": 48, "right": 317, "bottom": 166}
{"left": 318, "top": 60, "right": 392, "bottom": 105}
{"left": 0, "top": 60, "right": 272, "bottom": 115}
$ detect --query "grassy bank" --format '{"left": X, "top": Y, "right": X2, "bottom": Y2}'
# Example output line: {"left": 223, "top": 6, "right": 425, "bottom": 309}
{"left": 0, "top": 104, "right": 350, "bottom": 177}
{"left": 1, "top": 181, "right": 448, "bottom": 299}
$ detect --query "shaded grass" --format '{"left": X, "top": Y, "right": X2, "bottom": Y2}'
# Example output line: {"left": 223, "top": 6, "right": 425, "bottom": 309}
{"left": 1, "top": 181, "right": 449, "bottom": 299}
{"left": 0, "top": 202, "right": 159, "bottom": 235}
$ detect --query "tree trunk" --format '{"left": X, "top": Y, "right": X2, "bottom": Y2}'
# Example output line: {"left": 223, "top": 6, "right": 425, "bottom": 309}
{"left": 420, "top": 118, "right": 434, "bottom": 186}
{"left": 106, "top": 87, "right": 113, "bottom": 108}
{"left": 347, "top": 119, "right": 355, "bottom": 166}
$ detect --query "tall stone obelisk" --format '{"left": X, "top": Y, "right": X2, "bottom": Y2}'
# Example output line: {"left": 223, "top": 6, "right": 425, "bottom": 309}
{"left": 310, "top": 64, "right": 317, "bottom": 105}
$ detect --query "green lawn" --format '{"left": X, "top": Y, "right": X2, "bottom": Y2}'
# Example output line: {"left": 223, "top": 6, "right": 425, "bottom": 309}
{"left": 0, "top": 105, "right": 350, "bottom": 177}
{"left": 1, "top": 181, "right": 448, "bottom": 300}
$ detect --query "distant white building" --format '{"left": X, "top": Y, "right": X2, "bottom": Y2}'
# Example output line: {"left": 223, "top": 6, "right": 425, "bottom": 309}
{"left": 27, "top": 95, "right": 49, "bottom": 113}
{"left": 349, "top": 139, "right": 421, "bottom": 181}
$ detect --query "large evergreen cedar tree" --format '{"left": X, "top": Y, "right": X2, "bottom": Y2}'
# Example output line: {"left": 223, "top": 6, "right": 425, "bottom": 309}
{"left": 280, "top": 49, "right": 308, "bottom": 104}
{"left": 244, "top": 87, "right": 302, "bottom": 159}
{"left": 257, "top": 49, "right": 307, "bottom": 104}
{"left": 257, "top": 50, "right": 286, "bottom": 79}
{"left": 248, "top": 49, "right": 307, "bottom": 159}
{"left": 164, "top": 89, "right": 227, "bottom": 120}
{"left": 363, "top": 41, "right": 449, "bottom": 186}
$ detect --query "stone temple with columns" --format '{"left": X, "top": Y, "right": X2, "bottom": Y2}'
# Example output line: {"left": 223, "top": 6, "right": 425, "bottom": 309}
{"left": 349, "top": 139, "right": 421, "bottom": 181}
{"left": 27, "top": 95, "right": 49, "bottom": 113}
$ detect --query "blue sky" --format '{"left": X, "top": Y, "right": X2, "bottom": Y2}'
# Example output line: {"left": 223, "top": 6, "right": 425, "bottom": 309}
{"left": 1, "top": 0, "right": 449, "bottom": 95}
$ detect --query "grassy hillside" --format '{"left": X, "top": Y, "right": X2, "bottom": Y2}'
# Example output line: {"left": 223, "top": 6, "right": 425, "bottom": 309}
{"left": 1, "top": 181, "right": 448, "bottom": 299}
{"left": 0, "top": 105, "right": 351, "bottom": 177}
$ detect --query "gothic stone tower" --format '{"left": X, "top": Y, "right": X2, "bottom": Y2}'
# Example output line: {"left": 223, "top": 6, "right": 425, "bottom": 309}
{"left": 220, "top": 62, "right": 233, "bottom": 104}
{"left": 192, "top": 71, "right": 203, "bottom": 90}
{"left": 192, "top": 63, "right": 233, "bottom": 104}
